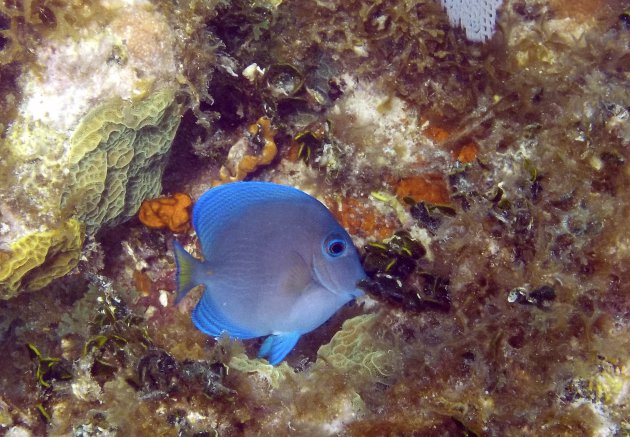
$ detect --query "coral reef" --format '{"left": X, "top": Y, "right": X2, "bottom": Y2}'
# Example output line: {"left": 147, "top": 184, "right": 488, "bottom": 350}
{"left": 316, "top": 313, "right": 396, "bottom": 380}
{"left": 1, "top": 0, "right": 630, "bottom": 435}
{"left": 0, "top": 1, "right": 188, "bottom": 298}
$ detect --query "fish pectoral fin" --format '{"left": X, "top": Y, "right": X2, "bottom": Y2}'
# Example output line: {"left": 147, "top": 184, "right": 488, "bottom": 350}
{"left": 258, "top": 332, "right": 301, "bottom": 365}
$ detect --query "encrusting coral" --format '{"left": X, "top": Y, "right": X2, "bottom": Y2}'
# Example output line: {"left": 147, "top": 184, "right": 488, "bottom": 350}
{"left": 0, "top": 220, "right": 84, "bottom": 294}
{"left": 0, "top": 88, "right": 183, "bottom": 298}
{"left": 316, "top": 313, "right": 395, "bottom": 380}
{"left": 138, "top": 193, "right": 193, "bottom": 233}
{"left": 60, "top": 87, "right": 183, "bottom": 231}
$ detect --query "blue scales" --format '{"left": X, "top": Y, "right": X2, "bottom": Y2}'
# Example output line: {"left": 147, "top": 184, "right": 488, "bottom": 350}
{"left": 173, "top": 181, "right": 366, "bottom": 365}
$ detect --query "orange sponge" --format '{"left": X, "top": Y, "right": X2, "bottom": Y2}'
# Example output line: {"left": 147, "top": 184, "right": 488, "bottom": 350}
{"left": 395, "top": 174, "right": 450, "bottom": 205}
{"left": 214, "top": 116, "right": 278, "bottom": 186}
{"left": 138, "top": 193, "right": 192, "bottom": 233}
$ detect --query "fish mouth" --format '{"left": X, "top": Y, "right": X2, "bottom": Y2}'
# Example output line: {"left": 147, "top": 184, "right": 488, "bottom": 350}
{"left": 351, "top": 277, "right": 369, "bottom": 299}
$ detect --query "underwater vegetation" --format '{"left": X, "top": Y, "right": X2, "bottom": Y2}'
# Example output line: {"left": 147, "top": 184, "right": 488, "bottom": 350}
{"left": 1, "top": 0, "right": 630, "bottom": 435}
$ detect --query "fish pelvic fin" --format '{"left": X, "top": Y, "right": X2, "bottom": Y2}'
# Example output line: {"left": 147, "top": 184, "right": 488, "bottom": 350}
{"left": 258, "top": 332, "right": 301, "bottom": 365}
{"left": 173, "top": 240, "right": 201, "bottom": 304}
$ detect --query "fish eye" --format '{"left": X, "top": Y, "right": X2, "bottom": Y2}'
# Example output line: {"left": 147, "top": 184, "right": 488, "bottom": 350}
{"left": 326, "top": 238, "right": 346, "bottom": 257}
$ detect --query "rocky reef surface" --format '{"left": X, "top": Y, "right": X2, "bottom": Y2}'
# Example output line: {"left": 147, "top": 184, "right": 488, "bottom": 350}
{"left": 0, "top": 0, "right": 629, "bottom": 435}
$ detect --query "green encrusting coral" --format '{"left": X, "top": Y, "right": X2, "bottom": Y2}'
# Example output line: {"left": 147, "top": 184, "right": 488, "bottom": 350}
{"left": 226, "top": 313, "right": 397, "bottom": 388}
{"left": 229, "top": 354, "right": 294, "bottom": 388}
{"left": 61, "top": 87, "right": 182, "bottom": 231}
{"left": 0, "top": 88, "right": 183, "bottom": 298}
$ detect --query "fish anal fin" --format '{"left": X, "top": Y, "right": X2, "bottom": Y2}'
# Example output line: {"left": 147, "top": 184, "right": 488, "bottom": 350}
{"left": 192, "top": 292, "right": 258, "bottom": 339}
{"left": 258, "top": 332, "right": 301, "bottom": 365}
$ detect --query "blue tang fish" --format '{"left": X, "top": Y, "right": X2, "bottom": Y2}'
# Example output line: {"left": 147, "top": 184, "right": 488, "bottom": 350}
{"left": 173, "top": 181, "right": 366, "bottom": 365}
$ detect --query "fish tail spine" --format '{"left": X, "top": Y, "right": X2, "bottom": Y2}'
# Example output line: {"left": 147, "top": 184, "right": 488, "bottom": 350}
{"left": 173, "top": 240, "right": 199, "bottom": 304}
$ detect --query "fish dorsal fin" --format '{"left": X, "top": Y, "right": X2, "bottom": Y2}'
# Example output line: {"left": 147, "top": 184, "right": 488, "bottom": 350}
{"left": 192, "top": 182, "right": 314, "bottom": 260}
{"left": 258, "top": 332, "right": 301, "bottom": 365}
{"left": 192, "top": 290, "right": 259, "bottom": 340}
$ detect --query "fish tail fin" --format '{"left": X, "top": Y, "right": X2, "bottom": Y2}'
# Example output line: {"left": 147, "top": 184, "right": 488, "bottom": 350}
{"left": 173, "top": 240, "right": 200, "bottom": 304}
